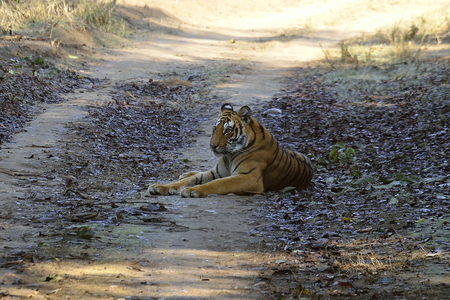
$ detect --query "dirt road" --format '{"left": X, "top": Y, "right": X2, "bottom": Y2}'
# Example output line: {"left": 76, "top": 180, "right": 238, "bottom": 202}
{"left": 1, "top": 0, "right": 448, "bottom": 299}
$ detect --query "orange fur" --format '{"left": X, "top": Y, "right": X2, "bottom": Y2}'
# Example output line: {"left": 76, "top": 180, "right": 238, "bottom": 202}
{"left": 148, "top": 104, "right": 313, "bottom": 198}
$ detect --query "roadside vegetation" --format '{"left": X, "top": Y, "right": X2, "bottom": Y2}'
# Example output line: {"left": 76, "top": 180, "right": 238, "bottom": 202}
{"left": 0, "top": 0, "right": 127, "bottom": 36}
{"left": 320, "top": 11, "right": 450, "bottom": 101}
{"left": 0, "top": 0, "right": 131, "bottom": 145}
{"left": 258, "top": 11, "right": 450, "bottom": 299}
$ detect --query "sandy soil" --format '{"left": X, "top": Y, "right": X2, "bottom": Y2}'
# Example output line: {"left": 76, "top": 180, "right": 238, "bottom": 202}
{"left": 1, "top": 0, "right": 449, "bottom": 299}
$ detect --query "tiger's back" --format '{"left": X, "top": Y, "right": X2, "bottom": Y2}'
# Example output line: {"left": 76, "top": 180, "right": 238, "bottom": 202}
{"left": 148, "top": 103, "right": 313, "bottom": 198}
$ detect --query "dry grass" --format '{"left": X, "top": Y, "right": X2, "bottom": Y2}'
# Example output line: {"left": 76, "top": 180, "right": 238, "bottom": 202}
{"left": 0, "top": 0, "right": 128, "bottom": 36}
{"left": 318, "top": 9, "right": 450, "bottom": 103}
{"left": 323, "top": 9, "right": 450, "bottom": 67}
{"left": 346, "top": 253, "right": 391, "bottom": 273}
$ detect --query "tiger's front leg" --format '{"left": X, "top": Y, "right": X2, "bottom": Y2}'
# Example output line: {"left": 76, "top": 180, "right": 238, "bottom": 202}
{"left": 178, "top": 171, "right": 201, "bottom": 180}
{"left": 180, "top": 171, "right": 264, "bottom": 198}
{"left": 148, "top": 167, "right": 222, "bottom": 196}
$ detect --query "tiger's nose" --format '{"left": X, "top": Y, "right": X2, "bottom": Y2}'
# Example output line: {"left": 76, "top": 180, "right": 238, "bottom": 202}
{"left": 210, "top": 142, "right": 218, "bottom": 150}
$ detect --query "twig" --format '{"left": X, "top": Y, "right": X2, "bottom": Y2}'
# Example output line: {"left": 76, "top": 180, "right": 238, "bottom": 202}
{"left": 24, "top": 144, "right": 53, "bottom": 148}
{"left": 320, "top": 43, "right": 336, "bottom": 70}
{"left": 49, "top": 18, "right": 62, "bottom": 56}
{"left": 252, "top": 223, "right": 280, "bottom": 229}
{"left": 61, "top": 199, "right": 154, "bottom": 204}
{"left": 439, "top": 152, "right": 450, "bottom": 158}
{"left": 49, "top": 18, "right": 62, "bottom": 41}
{"left": 0, "top": 168, "right": 43, "bottom": 177}
{"left": 0, "top": 259, "right": 23, "bottom": 268}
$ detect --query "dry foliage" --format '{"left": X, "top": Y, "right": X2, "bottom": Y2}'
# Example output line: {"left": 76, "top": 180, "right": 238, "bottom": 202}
{"left": 255, "top": 52, "right": 450, "bottom": 300}
{"left": 0, "top": 0, "right": 126, "bottom": 36}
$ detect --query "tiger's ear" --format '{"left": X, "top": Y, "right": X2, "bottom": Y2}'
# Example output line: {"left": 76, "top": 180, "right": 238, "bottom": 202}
{"left": 238, "top": 106, "right": 252, "bottom": 124}
{"left": 221, "top": 103, "right": 234, "bottom": 112}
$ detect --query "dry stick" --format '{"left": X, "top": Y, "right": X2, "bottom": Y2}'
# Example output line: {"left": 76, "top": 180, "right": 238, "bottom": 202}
{"left": 24, "top": 144, "right": 53, "bottom": 148}
{"left": 49, "top": 18, "right": 62, "bottom": 56}
{"left": 41, "top": 247, "right": 61, "bottom": 262}
{"left": 49, "top": 18, "right": 61, "bottom": 40}
{"left": 439, "top": 152, "right": 450, "bottom": 158}
{"left": 0, "top": 259, "right": 23, "bottom": 268}
{"left": 0, "top": 168, "right": 43, "bottom": 177}
{"left": 252, "top": 223, "right": 280, "bottom": 229}
{"left": 319, "top": 43, "right": 336, "bottom": 70}
{"left": 58, "top": 199, "right": 154, "bottom": 204}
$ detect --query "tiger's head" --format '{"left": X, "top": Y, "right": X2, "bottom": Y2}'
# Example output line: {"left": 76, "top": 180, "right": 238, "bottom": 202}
{"left": 210, "top": 103, "right": 252, "bottom": 157}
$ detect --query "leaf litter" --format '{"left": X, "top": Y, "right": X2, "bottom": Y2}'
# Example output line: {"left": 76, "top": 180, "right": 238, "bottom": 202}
{"left": 2, "top": 51, "right": 450, "bottom": 300}
{"left": 0, "top": 57, "right": 101, "bottom": 144}
{"left": 0, "top": 72, "right": 208, "bottom": 275}
{"left": 253, "top": 60, "right": 450, "bottom": 298}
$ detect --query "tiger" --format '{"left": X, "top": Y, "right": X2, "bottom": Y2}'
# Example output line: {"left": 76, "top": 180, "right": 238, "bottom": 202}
{"left": 148, "top": 103, "right": 313, "bottom": 198}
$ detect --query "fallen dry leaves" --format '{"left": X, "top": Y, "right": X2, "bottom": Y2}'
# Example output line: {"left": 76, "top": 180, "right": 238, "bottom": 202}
{"left": 254, "top": 62, "right": 450, "bottom": 299}
{"left": 0, "top": 57, "right": 100, "bottom": 143}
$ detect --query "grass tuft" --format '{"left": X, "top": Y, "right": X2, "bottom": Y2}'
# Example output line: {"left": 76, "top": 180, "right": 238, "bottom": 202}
{"left": 319, "top": 10, "right": 450, "bottom": 103}
{"left": 322, "top": 10, "right": 450, "bottom": 68}
{"left": 0, "top": 0, "right": 127, "bottom": 37}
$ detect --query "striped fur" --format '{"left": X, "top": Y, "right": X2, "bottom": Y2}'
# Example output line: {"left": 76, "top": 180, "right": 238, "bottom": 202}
{"left": 148, "top": 103, "right": 313, "bottom": 198}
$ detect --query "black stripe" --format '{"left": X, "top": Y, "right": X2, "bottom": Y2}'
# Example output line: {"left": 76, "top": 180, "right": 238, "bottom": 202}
{"left": 297, "top": 157, "right": 309, "bottom": 179}
{"left": 294, "top": 167, "right": 310, "bottom": 188}
{"left": 268, "top": 135, "right": 275, "bottom": 148}
{"left": 274, "top": 148, "right": 287, "bottom": 171}
{"left": 293, "top": 157, "right": 312, "bottom": 188}
{"left": 266, "top": 144, "right": 281, "bottom": 169}
{"left": 215, "top": 164, "right": 222, "bottom": 178}
{"left": 278, "top": 153, "right": 294, "bottom": 186}
{"left": 195, "top": 176, "right": 199, "bottom": 185}
{"left": 282, "top": 152, "right": 293, "bottom": 172}
{"left": 239, "top": 167, "right": 256, "bottom": 175}
{"left": 210, "top": 170, "right": 216, "bottom": 180}
{"left": 259, "top": 124, "right": 265, "bottom": 140}
{"left": 223, "top": 156, "right": 229, "bottom": 167}
{"left": 232, "top": 155, "right": 251, "bottom": 174}
{"left": 232, "top": 126, "right": 238, "bottom": 137}
{"left": 244, "top": 125, "right": 258, "bottom": 149}
{"left": 246, "top": 135, "right": 257, "bottom": 149}
{"left": 200, "top": 174, "right": 204, "bottom": 184}
{"left": 257, "top": 173, "right": 263, "bottom": 184}
{"left": 286, "top": 156, "right": 303, "bottom": 187}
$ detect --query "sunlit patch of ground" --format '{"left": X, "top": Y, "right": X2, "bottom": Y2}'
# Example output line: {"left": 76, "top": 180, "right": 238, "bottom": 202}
{"left": 3, "top": 247, "right": 278, "bottom": 299}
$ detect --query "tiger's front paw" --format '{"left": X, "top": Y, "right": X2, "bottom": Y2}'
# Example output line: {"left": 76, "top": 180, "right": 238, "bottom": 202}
{"left": 180, "top": 187, "right": 207, "bottom": 198}
{"left": 148, "top": 184, "right": 167, "bottom": 195}
{"left": 148, "top": 184, "right": 181, "bottom": 195}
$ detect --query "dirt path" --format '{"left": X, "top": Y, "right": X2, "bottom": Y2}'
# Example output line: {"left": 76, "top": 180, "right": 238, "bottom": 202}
{"left": 1, "top": 0, "right": 449, "bottom": 299}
